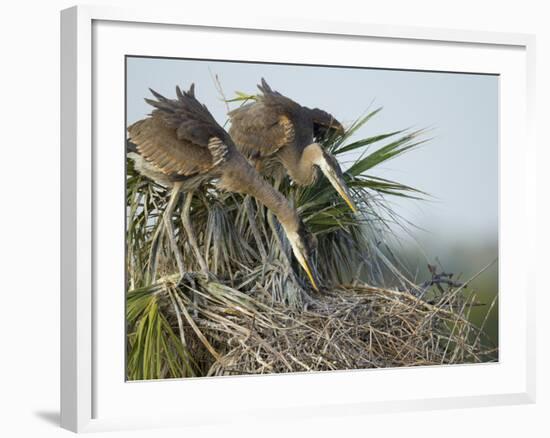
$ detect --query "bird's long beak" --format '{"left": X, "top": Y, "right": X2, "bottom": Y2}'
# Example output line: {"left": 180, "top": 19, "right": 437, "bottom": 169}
{"left": 319, "top": 159, "right": 357, "bottom": 213}
{"left": 299, "top": 255, "right": 320, "bottom": 291}
{"left": 286, "top": 232, "right": 320, "bottom": 291}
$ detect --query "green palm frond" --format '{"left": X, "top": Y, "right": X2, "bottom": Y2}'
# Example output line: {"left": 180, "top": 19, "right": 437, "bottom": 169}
{"left": 224, "top": 91, "right": 257, "bottom": 104}
{"left": 127, "top": 282, "right": 198, "bottom": 379}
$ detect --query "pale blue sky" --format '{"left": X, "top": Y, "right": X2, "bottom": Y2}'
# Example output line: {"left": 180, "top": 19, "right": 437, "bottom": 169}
{"left": 126, "top": 56, "right": 498, "bottom": 250}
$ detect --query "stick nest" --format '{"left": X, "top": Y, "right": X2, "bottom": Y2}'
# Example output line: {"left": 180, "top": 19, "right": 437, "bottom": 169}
{"left": 127, "top": 274, "right": 496, "bottom": 380}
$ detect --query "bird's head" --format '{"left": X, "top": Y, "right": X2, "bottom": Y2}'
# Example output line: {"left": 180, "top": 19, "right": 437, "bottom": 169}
{"left": 282, "top": 219, "right": 320, "bottom": 291}
{"left": 303, "top": 143, "right": 357, "bottom": 213}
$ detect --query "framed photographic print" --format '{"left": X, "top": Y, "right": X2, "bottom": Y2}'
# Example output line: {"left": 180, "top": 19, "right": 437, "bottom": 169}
{"left": 60, "top": 5, "right": 536, "bottom": 433}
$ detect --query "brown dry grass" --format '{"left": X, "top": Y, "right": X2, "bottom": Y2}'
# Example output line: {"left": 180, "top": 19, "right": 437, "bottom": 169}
{"left": 144, "top": 274, "right": 496, "bottom": 379}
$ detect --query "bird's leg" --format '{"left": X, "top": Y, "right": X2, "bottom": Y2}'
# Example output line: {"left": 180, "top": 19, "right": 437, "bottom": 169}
{"left": 148, "top": 219, "right": 165, "bottom": 283}
{"left": 180, "top": 191, "right": 209, "bottom": 276}
{"left": 179, "top": 191, "right": 209, "bottom": 317}
{"left": 149, "top": 183, "right": 185, "bottom": 283}
{"left": 163, "top": 182, "right": 187, "bottom": 278}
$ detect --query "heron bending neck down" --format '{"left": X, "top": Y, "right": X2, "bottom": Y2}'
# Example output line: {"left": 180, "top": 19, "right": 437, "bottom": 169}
{"left": 127, "top": 84, "right": 319, "bottom": 290}
{"left": 218, "top": 153, "right": 319, "bottom": 289}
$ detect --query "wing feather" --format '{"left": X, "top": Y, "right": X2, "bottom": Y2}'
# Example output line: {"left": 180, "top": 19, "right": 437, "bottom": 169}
{"left": 228, "top": 103, "right": 295, "bottom": 159}
{"left": 127, "top": 85, "right": 234, "bottom": 178}
{"left": 128, "top": 116, "right": 215, "bottom": 177}
{"left": 228, "top": 79, "right": 303, "bottom": 159}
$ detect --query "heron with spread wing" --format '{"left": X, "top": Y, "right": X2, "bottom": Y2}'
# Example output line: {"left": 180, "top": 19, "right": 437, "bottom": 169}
{"left": 228, "top": 79, "right": 357, "bottom": 212}
{"left": 127, "top": 84, "right": 320, "bottom": 290}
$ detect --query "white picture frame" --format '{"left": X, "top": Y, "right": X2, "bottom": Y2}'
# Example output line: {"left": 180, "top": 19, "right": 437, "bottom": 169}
{"left": 60, "top": 4, "right": 537, "bottom": 433}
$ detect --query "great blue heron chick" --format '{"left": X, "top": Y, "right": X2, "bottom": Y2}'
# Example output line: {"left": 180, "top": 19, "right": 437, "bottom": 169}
{"left": 127, "top": 84, "right": 320, "bottom": 290}
{"left": 228, "top": 78, "right": 357, "bottom": 213}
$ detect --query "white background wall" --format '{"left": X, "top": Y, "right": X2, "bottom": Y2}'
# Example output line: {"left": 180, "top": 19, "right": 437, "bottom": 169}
{"left": 0, "top": 1, "right": 546, "bottom": 437}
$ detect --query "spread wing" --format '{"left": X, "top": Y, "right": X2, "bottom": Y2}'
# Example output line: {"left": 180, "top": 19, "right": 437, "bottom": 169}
{"left": 127, "top": 85, "right": 231, "bottom": 178}
{"left": 228, "top": 79, "right": 301, "bottom": 160}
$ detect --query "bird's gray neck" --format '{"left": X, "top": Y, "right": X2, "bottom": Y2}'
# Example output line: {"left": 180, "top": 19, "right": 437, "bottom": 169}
{"left": 219, "top": 155, "right": 299, "bottom": 231}
{"left": 279, "top": 143, "right": 322, "bottom": 186}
